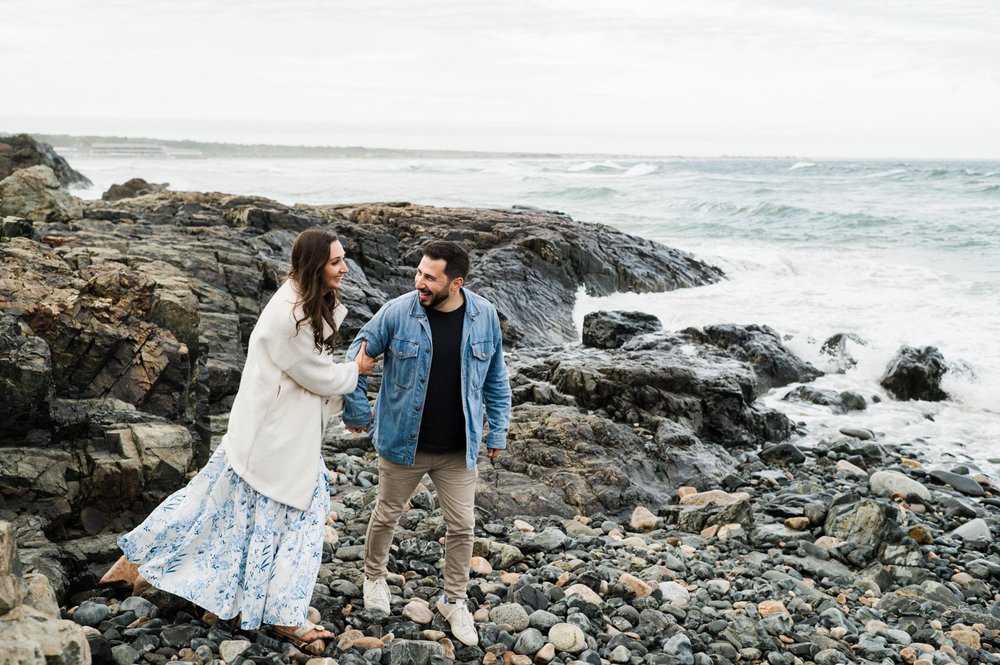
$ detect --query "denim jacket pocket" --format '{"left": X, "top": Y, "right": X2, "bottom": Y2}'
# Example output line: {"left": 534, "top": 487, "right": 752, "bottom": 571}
{"left": 469, "top": 340, "right": 495, "bottom": 389}
{"left": 388, "top": 337, "right": 420, "bottom": 389}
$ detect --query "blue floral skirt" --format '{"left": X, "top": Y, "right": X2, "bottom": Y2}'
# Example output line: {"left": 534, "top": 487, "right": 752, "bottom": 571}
{"left": 119, "top": 446, "right": 329, "bottom": 630}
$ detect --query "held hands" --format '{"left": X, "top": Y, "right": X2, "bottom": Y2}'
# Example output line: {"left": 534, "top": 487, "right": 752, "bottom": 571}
{"left": 354, "top": 339, "right": 378, "bottom": 376}
{"left": 345, "top": 409, "right": 373, "bottom": 434}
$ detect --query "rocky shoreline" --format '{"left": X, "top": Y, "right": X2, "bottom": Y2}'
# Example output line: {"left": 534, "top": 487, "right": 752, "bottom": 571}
{"left": 1, "top": 136, "right": 998, "bottom": 665}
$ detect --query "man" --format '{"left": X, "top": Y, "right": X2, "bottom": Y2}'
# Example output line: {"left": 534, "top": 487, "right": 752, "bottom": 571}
{"left": 343, "top": 240, "right": 511, "bottom": 647}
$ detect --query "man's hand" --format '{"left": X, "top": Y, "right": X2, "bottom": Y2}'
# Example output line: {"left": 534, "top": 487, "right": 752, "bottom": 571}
{"left": 354, "top": 339, "right": 377, "bottom": 376}
{"left": 485, "top": 448, "right": 502, "bottom": 460}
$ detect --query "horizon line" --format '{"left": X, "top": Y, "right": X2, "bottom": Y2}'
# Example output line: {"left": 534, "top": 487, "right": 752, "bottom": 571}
{"left": 5, "top": 130, "right": 1000, "bottom": 162}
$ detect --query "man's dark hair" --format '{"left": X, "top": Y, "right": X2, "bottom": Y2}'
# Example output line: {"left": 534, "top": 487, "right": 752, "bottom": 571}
{"left": 423, "top": 240, "right": 469, "bottom": 281}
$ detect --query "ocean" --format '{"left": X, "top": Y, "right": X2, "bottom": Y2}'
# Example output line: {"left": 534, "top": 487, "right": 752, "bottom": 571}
{"left": 69, "top": 156, "right": 1000, "bottom": 477}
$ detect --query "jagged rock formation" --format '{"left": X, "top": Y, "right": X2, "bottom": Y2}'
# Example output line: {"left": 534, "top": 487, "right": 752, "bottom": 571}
{"left": 0, "top": 134, "right": 92, "bottom": 187}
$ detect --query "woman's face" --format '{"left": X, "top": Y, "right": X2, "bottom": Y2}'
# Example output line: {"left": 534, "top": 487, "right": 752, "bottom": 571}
{"left": 322, "top": 240, "right": 349, "bottom": 293}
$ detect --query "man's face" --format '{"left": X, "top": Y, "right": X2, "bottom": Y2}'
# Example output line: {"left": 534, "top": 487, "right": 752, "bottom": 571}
{"left": 414, "top": 255, "right": 454, "bottom": 309}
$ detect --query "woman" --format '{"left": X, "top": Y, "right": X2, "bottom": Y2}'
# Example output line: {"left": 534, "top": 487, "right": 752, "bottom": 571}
{"left": 101, "top": 228, "right": 375, "bottom": 654}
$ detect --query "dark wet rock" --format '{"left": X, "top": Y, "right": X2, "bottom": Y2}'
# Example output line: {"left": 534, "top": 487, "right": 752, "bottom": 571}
{"left": 880, "top": 345, "right": 948, "bottom": 401}
{"left": 684, "top": 324, "right": 823, "bottom": 395}
{"left": 758, "top": 442, "right": 806, "bottom": 465}
{"left": 581, "top": 310, "right": 662, "bottom": 348}
{"left": 928, "top": 469, "right": 985, "bottom": 497}
{"left": 820, "top": 332, "right": 866, "bottom": 373}
{"left": 0, "top": 134, "right": 91, "bottom": 187}
{"left": 2, "top": 215, "right": 34, "bottom": 239}
{"left": 781, "top": 386, "right": 866, "bottom": 413}
{"left": 102, "top": 178, "right": 169, "bottom": 201}
{"left": 71, "top": 600, "right": 110, "bottom": 627}
{"left": 838, "top": 427, "right": 875, "bottom": 441}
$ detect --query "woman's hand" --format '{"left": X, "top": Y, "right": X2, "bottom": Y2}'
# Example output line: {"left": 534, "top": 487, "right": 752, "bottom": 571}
{"left": 354, "top": 339, "right": 378, "bottom": 376}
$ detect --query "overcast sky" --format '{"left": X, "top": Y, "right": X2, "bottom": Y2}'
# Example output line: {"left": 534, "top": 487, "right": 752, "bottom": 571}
{"left": 2, "top": 0, "right": 999, "bottom": 157}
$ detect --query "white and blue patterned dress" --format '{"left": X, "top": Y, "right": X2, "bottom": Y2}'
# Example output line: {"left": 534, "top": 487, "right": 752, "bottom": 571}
{"left": 119, "top": 446, "right": 329, "bottom": 630}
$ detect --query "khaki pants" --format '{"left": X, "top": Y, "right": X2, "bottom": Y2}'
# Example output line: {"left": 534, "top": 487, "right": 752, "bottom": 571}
{"left": 364, "top": 451, "right": 478, "bottom": 600}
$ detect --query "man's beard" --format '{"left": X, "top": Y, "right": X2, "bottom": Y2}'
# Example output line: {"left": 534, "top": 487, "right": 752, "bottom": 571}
{"left": 420, "top": 289, "right": 449, "bottom": 309}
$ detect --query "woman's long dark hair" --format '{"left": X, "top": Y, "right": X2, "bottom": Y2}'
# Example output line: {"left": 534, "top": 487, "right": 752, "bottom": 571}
{"left": 288, "top": 228, "right": 342, "bottom": 354}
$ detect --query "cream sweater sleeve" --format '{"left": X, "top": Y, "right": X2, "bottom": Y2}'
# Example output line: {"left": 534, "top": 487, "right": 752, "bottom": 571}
{"left": 261, "top": 299, "right": 360, "bottom": 397}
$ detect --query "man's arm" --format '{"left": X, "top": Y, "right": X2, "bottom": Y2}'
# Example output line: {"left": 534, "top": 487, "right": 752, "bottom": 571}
{"left": 481, "top": 308, "right": 512, "bottom": 453}
{"left": 342, "top": 302, "right": 392, "bottom": 428}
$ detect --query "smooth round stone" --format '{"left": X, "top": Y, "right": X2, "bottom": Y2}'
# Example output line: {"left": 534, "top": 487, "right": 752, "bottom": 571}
{"left": 951, "top": 518, "right": 993, "bottom": 543}
{"left": 658, "top": 581, "right": 690, "bottom": 604}
{"left": 489, "top": 603, "right": 530, "bottom": 632}
{"left": 548, "top": 622, "right": 587, "bottom": 653}
{"left": 563, "top": 584, "right": 603, "bottom": 605}
{"left": 630, "top": 506, "right": 658, "bottom": 531}
{"left": 219, "top": 640, "right": 251, "bottom": 663}
{"left": 119, "top": 596, "right": 158, "bottom": 619}
{"left": 886, "top": 629, "right": 912, "bottom": 645}
{"left": 402, "top": 599, "right": 435, "bottom": 624}
{"left": 534, "top": 643, "right": 556, "bottom": 663}
{"left": 528, "top": 609, "right": 560, "bottom": 631}
{"left": 111, "top": 644, "right": 140, "bottom": 665}
{"left": 512, "top": 627, "right": 545, "bottom": 655}
{"left": 609, "top": 644, "right": 632, "bottom": 663}
{"left": 663, "top": 634, "right": 693, "bottom": 664}
{"left": 839, "top": 427, "right": 875, "bottom": 440}
{"left": 869, "top": 470, "right": 931, "bottom": 502}
{"left": 865, "top": 620, "right": 889, "bottom": 636}
{"left": 73, "top": 601, "right": 110, "bottom": 627}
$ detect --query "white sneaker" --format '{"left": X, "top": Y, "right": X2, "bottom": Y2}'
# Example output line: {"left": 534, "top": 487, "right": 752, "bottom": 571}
{"left": 436, "top": 594, "right": 478, "bottom": 646}
{"left": 363, "top": 577, "right": 391, "bottom": 614}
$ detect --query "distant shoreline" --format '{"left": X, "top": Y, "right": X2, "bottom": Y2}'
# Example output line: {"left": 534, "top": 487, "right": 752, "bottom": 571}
{"left": 5, "top": 132, "right": 822, "bottom": 161}
{"left": 13, "top": 133, "right": 574, "bottom": 160}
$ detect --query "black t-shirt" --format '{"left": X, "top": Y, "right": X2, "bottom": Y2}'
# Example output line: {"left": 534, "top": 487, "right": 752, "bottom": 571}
{"left": 417, "top": 302, "right": 467, "bottom": 453}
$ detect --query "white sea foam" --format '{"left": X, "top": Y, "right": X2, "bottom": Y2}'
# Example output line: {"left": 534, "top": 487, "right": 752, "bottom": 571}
{"left": 623, "top": 163, "right": 657, "bottom": 177}
{"left": 789, "top": 161, "right": 815, "bottom": 170}
{"left": 574, "top": 241, "right": 1000, "bottom": 477}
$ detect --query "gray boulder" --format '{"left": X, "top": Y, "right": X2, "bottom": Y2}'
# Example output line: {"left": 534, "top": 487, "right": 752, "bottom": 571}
{"left": 0, "top": 165, "right": 83, "bottom": 222}
{"left": 101, "top": 177, "right": 169, "bottom": 201}
{"left": 685, "top": 324, "right": 823, "bottom": 395}
{"left": 582, "top": 310, "right": 662, "bottom": 348}
{"left": 782, "top": 385, "right": 866, "bottom": 413}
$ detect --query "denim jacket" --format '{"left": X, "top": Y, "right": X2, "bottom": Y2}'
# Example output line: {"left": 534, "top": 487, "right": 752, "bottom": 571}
{"left": 343, "top": 288, "right": 512, "bottom": 470}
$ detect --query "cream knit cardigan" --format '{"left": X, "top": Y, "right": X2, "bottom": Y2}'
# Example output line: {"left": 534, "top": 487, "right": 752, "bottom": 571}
{"left": 223, "top": 279, "right": 359, "bottom": 510}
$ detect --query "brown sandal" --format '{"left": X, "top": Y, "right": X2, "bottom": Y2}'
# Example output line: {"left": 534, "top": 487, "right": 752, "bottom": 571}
{"left": 267, "top": 621, "right": 333, "bottom": 656}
